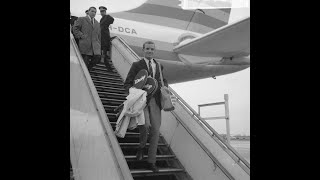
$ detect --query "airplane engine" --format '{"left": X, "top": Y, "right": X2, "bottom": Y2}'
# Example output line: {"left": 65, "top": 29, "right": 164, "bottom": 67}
{"left": 173, "top": 32, "right": 199, "bottom": 47}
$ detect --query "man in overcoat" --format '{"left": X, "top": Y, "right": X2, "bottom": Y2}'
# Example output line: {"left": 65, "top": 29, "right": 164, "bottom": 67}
{"left": 73, "top": 7, "right": 101, "bottom": 71}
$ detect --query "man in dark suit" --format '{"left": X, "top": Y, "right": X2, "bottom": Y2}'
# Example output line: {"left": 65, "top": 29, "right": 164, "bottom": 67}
{"left": 99, "top": 6, "right": 114, "bottom": 70}
{"left": 73, "top": 7, "right": 101, "bottom": 71}
{"left": 124, "top": 41, "right": 168, "bottom": 172}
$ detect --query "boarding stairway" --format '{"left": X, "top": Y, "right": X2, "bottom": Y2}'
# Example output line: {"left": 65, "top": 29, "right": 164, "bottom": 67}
{"left": 70, "top": 30, "right": 250, "bottom": 180}
{"left": 89, "top": 62, "right": 192, "bottom": 180}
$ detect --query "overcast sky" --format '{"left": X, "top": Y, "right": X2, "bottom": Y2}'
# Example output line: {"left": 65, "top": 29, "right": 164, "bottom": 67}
{"left": 171, "top": 7, "right": 250, "bottom": 136}
{"left": 171, "top": 68, "right": 250, "bottom": 135}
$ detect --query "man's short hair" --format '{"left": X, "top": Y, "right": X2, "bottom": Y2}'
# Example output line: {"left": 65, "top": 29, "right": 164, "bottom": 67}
{"left": 143, "top": 41, "right": 155, "bottom": 49}
{"left": 85, "top": 10, "right": 88, "bottom": 13}
{"left": 88, "top": 7, "right": 96, "bottom": 11}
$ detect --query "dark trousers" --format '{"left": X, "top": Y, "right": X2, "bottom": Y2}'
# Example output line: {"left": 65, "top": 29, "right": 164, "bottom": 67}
{"left": 75, "top": 38, "right": 79, "bottom": 47}
{"left": 71, "top": 31, "right": 79, "bottom": 47}
{"left": 81, "top": 54, "right": 101, "bottom": 71}
{"left": 102, "top": 47, "right": 111, "bottom": 69}
{"left": 139, "top": 97, "right": 161, "bottom": 164}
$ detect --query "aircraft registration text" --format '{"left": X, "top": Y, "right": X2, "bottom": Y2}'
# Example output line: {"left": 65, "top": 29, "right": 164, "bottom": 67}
{"left": 109, "top": 25, "right": 137, "bottom": 35}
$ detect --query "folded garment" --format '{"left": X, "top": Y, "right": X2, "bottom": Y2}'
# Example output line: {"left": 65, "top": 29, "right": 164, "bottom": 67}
{"left": 115, "top": 88, "right": 147, "bottom": 138}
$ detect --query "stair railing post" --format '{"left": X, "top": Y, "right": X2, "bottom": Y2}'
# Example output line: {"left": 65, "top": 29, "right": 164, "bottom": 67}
{"left": 224, "top": 94, "right": 231, "bottom": 144}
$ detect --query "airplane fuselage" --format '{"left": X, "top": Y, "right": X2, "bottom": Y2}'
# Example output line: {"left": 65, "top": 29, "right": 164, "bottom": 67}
{"left": 107, "top": 16, "right": 249, "bottom": 84}
{"left": 70, "top": 0, "right": 249, "bottom": 84}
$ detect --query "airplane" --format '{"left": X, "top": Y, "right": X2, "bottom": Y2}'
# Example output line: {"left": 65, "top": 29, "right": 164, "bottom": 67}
{"left": 70, "top": 0, "right": 250, "bottom": 84}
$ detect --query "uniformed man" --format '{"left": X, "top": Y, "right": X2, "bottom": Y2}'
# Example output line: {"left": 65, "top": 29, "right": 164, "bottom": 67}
{"left": 99, "top": 6, "right": 114, "bottom": 70}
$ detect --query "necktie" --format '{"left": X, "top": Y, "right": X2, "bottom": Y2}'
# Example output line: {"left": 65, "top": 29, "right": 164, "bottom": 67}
{"left": 148, "top": 60, "right": 153, "bottom": 78}
{"left": 91, "top": 18, "right": 94, "bottom": 25}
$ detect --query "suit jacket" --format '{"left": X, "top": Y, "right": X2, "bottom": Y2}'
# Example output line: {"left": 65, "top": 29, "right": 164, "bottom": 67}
{"left": 73, "top": 16, "right": 101, "bottom": 55}
{"left": 100, "top": 15, "right": 114, "bottom": 49}
{"left": 124, "top": 58, "right": 168, "bottom": 108}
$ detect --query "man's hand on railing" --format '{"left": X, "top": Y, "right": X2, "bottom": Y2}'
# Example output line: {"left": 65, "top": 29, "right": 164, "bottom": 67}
{"left": 170, "top": 94, "right": 177, "bottom": 106}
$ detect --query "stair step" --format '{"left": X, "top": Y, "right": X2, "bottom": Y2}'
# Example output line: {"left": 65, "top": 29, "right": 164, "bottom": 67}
{"left": 93, "top": 81, "right": 124, "bottom": 88}
{"left": 110, "top": 124, "right": 139, "bottom": 132}
{"left": 103, "top": 105, "right": 119, "bottom": 112}
{"left": 105, "top": 132, "right": 141, "bottom": 136}
{"left": 106, "top": 112, "right": 118, "bottom": 117}
{"left": 125, "top": 155, "right": 176, "bottom": 161}
{"left": 127, "top": 159, "right": 183, "bottom": 174}
{"left": 98, "top": 93, "right": 127, "bottom": 101}
{"left": 95, "top": 85, "right": 126, "bottom": 92}
{"left": 91, "top": 66, "right": 118, "bottom": 72}
{"left": 92, "top": 79, "right": 124, "bottom": 85}
{"left": 92, "top": 65, "right": 115, "bottom": 71}
{"left": 90, "top": 70, "right": 121, "bottom": 77}
{"left": 122, "top": 132, "right": 164, "bottom": 138}
{"left": 91, "top": 74, "right": 121, "bottom": 80}
{"left": 93, "top": 63, "right": 116, "bottom": 69}
{"left": 119, "top": 143, "right": 166, "bottom": 147}
{"left": 107, "top": 116, "right": 119, "bottom": 122}
{"left": 132, "top": 174, "right": 178, "bottom": 180}
{"left": 95, "top": 63, "right": 110, "bottom": 67}
{"left": 103, "top": 104, "right": 118, "bottom": 108}
{"left": 98, "top": 91, "right": 127, "bottom": 98}
{"left": 125, "top": 132, "right": 140, "bottom": 135}
{"left": 101, "top": 101, "right": 123, "bottom": 107}
{"left": 131, "top": 168, "right": 184, "bottom": 176}
{"left": 92, "top": 63, "right": 116, "bottom": 69}
{"left": 92, "top": 78, "right": 123, "bottom": 85}
{"left": 91, "top": 74, "right": 123, "bottom": 82}
{"left": 92, "top": 79, "right": 123, "bottom": 85}
{"left": 100, "top": 97, "right": 124, "bottom": 104}
{"left": 116, "top": 131, "right": 165, "bottom": 141}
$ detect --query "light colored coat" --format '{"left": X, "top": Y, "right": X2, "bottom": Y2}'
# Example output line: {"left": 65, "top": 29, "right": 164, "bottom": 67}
{"left": 73, "top": 16, "right": 101, "bottom": 55}
{"left": 115, "top": 88, "right": 147, "bottom": 138}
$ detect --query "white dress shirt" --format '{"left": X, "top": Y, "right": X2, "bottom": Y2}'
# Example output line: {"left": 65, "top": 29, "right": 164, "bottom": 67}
{"left": 87, "top": 15, "right": 94, "bottom": 25}
{"left": 144, "top": 58, "right": 156, "bottom": 78}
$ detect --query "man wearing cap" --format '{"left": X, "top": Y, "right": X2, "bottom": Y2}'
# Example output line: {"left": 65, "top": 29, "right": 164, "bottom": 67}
{"left": 73, "top": 7, "right": 101, "bottom": 71}
{"left": 99, "top": 6, "right": 114, "bottom": 70}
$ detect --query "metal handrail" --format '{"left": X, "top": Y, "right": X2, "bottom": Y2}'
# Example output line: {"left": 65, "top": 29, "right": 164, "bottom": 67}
{"left": 170, "top": 108, "right": 235, "bottom": 180}
{"left": 169, "top": 87, "right": 250, "bottom": 172}
{"left": 113, "top": 36, "right": 141, "bottom": 61}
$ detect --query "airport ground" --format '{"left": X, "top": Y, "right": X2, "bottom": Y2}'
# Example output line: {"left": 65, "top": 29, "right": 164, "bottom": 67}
{"left": 230, "top": 140, "right": 250, "bottom": 163}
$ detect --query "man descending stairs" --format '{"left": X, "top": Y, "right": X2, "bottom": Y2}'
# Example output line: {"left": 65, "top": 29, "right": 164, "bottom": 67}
{"left": 89, "top": 61, "right": 193, "bottom": 180}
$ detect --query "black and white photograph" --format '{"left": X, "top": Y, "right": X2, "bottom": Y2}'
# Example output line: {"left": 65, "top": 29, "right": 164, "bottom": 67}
{"left": 70, "top": 0, "right": 250, "bottom": 179}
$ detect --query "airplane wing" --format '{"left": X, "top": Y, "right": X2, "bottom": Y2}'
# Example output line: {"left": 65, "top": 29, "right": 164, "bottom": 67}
{"left": 173, "top": 17, "right": 250, "bottom": 58}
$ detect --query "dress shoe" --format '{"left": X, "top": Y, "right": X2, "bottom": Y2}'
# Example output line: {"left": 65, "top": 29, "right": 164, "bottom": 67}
{"left": 146, "top": 162, "right": 159, "bottom": 172}
{"left": 136, "top": 148, "right": 144, "bottom": 161}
